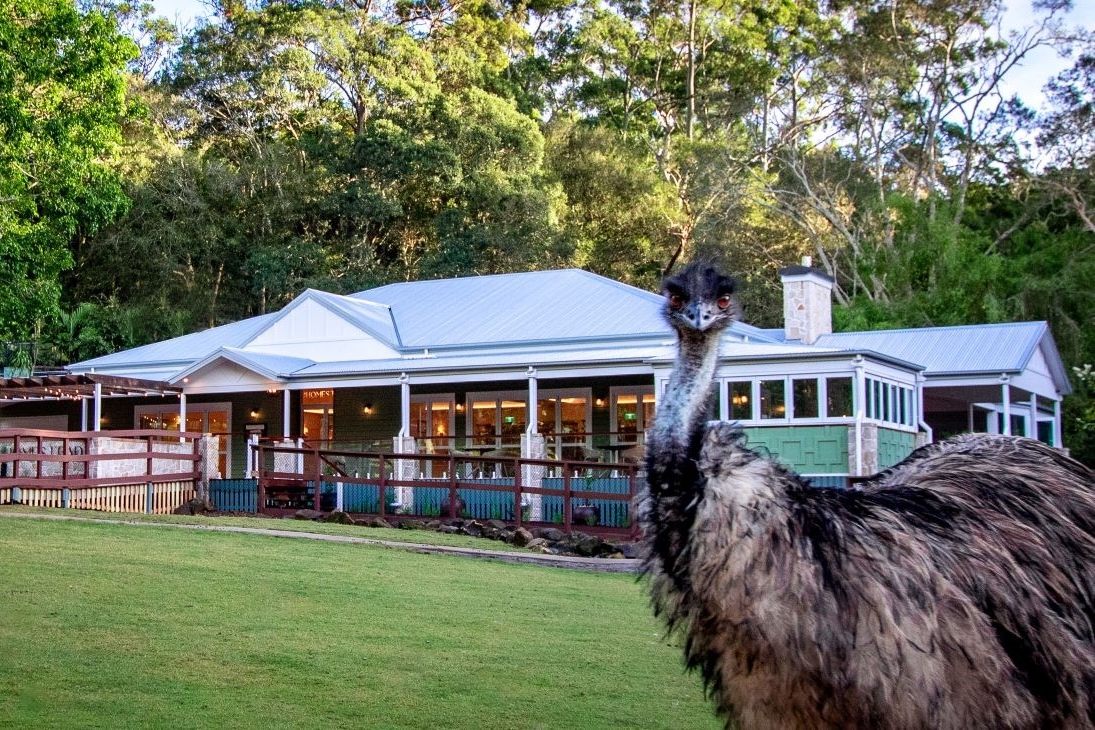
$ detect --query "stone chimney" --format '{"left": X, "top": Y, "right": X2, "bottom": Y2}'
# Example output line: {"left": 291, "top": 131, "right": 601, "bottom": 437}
{"left": 779, "top": 256, "right": 833, "bottom": 344}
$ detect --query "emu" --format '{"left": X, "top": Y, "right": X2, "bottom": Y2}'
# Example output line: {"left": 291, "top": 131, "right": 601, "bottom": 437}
{"left": 641, "top": 261, "right": 1095, "bottom": 729}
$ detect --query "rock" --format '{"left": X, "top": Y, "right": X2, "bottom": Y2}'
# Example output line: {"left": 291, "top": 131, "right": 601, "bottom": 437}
{"left": 511, "top": 527, "right": 534, "bottom": 547}
{"left": 173, "top": 496, "right": 215, "bottom": 515}
{"left": 360, "top": 516, "right": 393, "bottom": 529}
{"left": 535, "top": 527, "right": 565, "bottom": 542}
{"left": 485, "top": 519, "right": 509, "bottom": 531}
{"left": 525, "top": 537, "right": 549, "bottom": 549}
{"left": 461, "top": 521, "right": 485, "bottom": 538}
{"left": 323, "top": 510, "right": 355, "bottom": 524}
{"left": 568, "top": 533, "right": 602, "bottom": 557}
{"left": 614, "top": 542, "right": 643, "bottom": 559}
{"left": 438, "top": 525, "right": 461, "bottom": 534}
{"left": 399, "top": 520, "right": 427, "bottom": 530}
{"left": 294, "top": 509, "right": 325, "bottom": 521}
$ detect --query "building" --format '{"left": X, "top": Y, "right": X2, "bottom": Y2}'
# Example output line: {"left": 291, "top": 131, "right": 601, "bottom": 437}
{"left": 0, "top": 263, "right": 1071, "bottom": 482}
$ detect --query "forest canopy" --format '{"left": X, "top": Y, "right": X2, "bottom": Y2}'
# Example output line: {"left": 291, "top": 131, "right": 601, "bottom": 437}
{"left": 3, "top": 0, "right": 1095, "bottom": 455}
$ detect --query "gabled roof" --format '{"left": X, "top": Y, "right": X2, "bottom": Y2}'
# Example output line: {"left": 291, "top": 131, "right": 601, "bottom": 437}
{"left": 815, "top": 322, "right": 1071, "bottom": 394}
{"left": 253, "top": 289, "right": 402, "bottom": 349}
{"left": 73, "top": 312, "right": 278, "bottom": 371}
{"left": 171, "top": 348, "right": 316, "bottom": 383}
{"left": 350, "top": 269, "right": 668, "bottom": 348}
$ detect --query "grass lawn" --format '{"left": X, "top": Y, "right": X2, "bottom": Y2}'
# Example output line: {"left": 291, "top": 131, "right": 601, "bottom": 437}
{"left": 0, "top": 512, "right": 720, "bottom": 729}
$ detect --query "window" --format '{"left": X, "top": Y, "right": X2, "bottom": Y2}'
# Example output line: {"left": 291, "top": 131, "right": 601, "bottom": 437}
{"left": 863, "top": 377, "right": 914, "bottom": 427}
{"left": 538, "top": 392, "right": 591, "bottom": 460}
{"left": 611, "top": 387, "right": 655, "bottom": 443}
{"left": 136, "top": 402, "right": 231, "bottom": 478}
{"left": 728, "top": 381, "right": 751, "bottom": 421}
{"left": 411, "top": 396, "right": 454, "bottom": 443}
{"left": 759, "top": 380, "right": 786, "bottom": 419}
{"left": 793, "top": 379, "right": 819, "bottom": 419}
{"left": 826, "top": 377, "right": 853, "bottom": 417}
{"left": 468, "top": 389, "right": 590, "bottom": 449}
{"left": 468, "top": 397, "right": 528, "bottom": 447}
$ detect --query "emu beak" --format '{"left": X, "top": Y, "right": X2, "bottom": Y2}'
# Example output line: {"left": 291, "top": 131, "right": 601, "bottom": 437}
{"left": 684, "top": 302, "right": 718, "bottom": 331}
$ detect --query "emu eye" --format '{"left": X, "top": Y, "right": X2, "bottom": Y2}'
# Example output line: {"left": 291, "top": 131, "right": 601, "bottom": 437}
{"left": 717, "top": 295, "right": 732, "bottom": 310}
{"left": 668, "top": 293, "right": 684, "bottom": 309}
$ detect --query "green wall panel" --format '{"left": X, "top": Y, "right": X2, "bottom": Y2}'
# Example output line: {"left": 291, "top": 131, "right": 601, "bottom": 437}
{"left": 741, "top": 425, "right": 850, "bottom": 474}
{"left": 878, "top": 428, "right": 916, "bottom": 470}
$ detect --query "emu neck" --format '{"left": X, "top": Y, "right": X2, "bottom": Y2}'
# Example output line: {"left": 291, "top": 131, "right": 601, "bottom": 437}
{"left": 652, "top": 328, "right": 721, "bottom": 461}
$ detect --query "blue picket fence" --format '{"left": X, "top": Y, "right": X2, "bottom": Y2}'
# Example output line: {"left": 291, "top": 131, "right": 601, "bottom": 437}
{"left": 210, "top": 479, "right": 259, "bottom": 513}
{"left": 541, "top": 477, "right": 633, "bottom": 528}
{"left": 337, "top": 478, "right": 520, "bottom": 519}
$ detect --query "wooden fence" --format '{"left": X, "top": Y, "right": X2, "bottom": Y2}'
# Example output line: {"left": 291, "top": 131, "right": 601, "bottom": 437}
{"left": 0, "top": 428, "right": 203, "bottom": 514}
{"left": 255, "top": 442, "right": 644, "bottom": 538}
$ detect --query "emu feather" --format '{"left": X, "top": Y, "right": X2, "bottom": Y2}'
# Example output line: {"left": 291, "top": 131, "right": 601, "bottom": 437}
{"left": 641, "top": 262, "right": 1095, "bottom": 729}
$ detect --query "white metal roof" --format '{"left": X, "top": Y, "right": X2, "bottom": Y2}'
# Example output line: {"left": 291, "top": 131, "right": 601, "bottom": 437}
{"left": 66, "top": 269, "right": 1068, "bottom": 397}
{"left": 349, "top": 269, "right": 668, "bottom": 348}
{"left": 814, "top": 321, "right": 1071, "bottom": 394}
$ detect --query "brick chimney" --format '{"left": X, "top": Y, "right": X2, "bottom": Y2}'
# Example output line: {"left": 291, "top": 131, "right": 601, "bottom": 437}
{"left": 780, "top": 256, "right": 833, "bottom": 344}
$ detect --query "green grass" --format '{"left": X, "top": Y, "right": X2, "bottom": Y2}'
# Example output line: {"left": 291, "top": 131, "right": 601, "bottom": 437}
{"left": 0, "top": 512, "right": 720, "bottom": 729}
{"left": 0, "top": 505, "right": 550, "bottom": 551}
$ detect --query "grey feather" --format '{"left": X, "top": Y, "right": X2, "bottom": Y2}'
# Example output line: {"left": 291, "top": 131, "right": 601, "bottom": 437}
{"left": 642, "top": 261, "right": 1095, "bottom": 729}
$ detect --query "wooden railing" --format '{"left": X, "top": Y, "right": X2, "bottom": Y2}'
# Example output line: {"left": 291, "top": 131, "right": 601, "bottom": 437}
{"left": 0, "top": 428, "right": 203, "bottom": 513}
{"left": 256, "top": 442, "right": 643, "bottom": 538}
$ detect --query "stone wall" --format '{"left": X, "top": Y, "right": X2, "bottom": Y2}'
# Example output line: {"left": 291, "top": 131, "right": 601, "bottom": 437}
{"left": 89, "top": 437, "right": 197, "bottom": 479}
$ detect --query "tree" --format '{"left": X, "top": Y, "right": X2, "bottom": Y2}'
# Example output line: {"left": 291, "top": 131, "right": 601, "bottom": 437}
{"left": 0, "top": 0, "right": 136, "bottom": 343}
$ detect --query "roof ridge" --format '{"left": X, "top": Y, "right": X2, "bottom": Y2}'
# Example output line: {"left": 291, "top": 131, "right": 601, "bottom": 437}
{"left": 827, "top": 320, "right": 1047, "bottom": 337}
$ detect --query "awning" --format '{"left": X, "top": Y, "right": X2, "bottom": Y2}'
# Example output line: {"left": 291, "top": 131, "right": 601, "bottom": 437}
{"left": 0, "top": 373, "right": 183, "bottom": 402}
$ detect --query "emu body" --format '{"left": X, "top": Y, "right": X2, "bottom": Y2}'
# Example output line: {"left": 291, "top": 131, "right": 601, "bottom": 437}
{"left": 642, "top": 263, "right": 1095, "bottom": 729}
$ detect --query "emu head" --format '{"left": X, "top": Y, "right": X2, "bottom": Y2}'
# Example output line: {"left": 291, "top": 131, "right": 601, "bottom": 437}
{"left": 662, "top": 263, "right": 739, "bottom": 335}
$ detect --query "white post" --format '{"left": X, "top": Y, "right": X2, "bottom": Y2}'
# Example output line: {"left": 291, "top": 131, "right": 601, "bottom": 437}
{"left": 80, "top": 397, "right": 88, "bottom": 431}
{"left": 93, "top": 382, "right": 102, "bottom": 432}
{"left": 527, "top": 366, "right": 538, "bottom": 433}
{"left": 1001, "top": 375, "right": 1011, "bottom": 436}
{"left": 179, "top": 392, "right": 187, "bottom": 442}
{"left": 853, "top": 358, "right": 865, "bottom": 476}
{"left": 1029, "top": 392, "right": 1038, "bottom": 440}
{"left": 399, "top": 372, "right": 411, "bottom": 438}
{"left": 1054, "top": 398, "right": 1063, "bottom": 448}
{"left": 282, "top": 388, "right": 290, "bottom": 439}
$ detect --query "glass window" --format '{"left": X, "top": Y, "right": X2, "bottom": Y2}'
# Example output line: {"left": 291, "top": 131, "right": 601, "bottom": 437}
{"left": 827, "top": 377, "right": 853, "bottom": 417}
{"left": 471, "top": 400, "right": 496, "bottom": 446}
{"left": 611, "top": 388, "right": 655, "bottom": 443}
{"left": 793, "top": 379, "right": 819, "bottom": 419}
{"left": 412, "top": 399, "right": 452, "bottom": 440}
{"left": 616, "top": 394, "right": 640, "bottom": 441}
{"left": 759, "top": 380, "right": 786, "bottom": 419}
{"left": 729, "top": 381, "right": 751, "bottom": 421}
{"left": 136, "top": 404, "right": 229, "bottom": 477}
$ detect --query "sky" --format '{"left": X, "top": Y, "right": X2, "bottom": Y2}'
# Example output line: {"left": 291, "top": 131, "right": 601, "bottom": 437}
{"left": 151, "top": 0, "right": 1094, "bottom": 112}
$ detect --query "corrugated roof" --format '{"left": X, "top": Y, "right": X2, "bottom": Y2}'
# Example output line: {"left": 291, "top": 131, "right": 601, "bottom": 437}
{"left": 72, "top": 313, "right": 278, "bottom": 370}
{"left": 351, "top": 269, "right": 668, "bottom": 348}
{"left": 814, "top": 322, "right": 1056, "bottom": 378}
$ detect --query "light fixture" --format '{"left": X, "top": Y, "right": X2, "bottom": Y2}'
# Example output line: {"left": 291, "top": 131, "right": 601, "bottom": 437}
{"left": 249, "top": 409, "right": 260, "bottom": 419}
{"left": 595, "top": 398, "right": 606, "bottom": 408}
{"left": 363, "top": 403, "right": 374, "bottom": 416}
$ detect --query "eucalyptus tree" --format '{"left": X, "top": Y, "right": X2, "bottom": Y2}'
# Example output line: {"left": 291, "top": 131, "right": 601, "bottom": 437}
{"left": 766, "top": 0, "right": 1072, "bottom": 310}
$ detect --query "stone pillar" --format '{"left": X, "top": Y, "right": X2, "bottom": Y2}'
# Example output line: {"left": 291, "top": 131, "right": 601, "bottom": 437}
{"left": 196, "top": 434, "right": 220, "bottom": 506}
{"left": 521, "top": 430, "right": 545, "bottom": 521}
{"left": 848, "top": 422, "right": 879, "bottom": 477}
